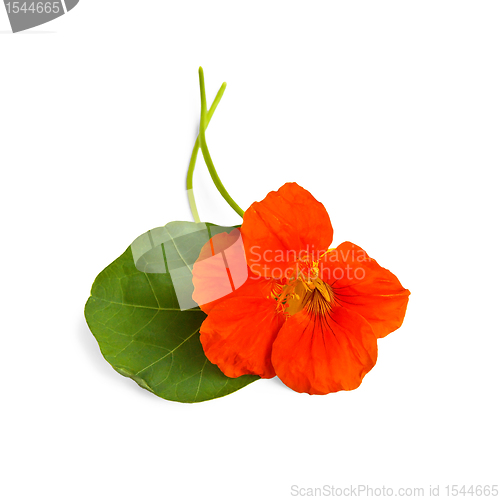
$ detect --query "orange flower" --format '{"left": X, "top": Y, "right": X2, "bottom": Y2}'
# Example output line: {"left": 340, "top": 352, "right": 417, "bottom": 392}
{"left": 192, "top": 183, "right": 410, "bottom": 394}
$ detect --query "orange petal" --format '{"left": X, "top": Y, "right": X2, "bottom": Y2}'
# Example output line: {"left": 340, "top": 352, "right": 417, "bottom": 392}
{"left": 241, "top": 183, "right": 333, "bottom": 280}
{"left": 320, "top": 242, "right": 410, "bottom": 339}
{"left": 192, "top": 228, "right": 254, "bottom": 313}
{"left": 200, "top": 297, "right": 285, "bottom": 378}
{"left": 271, "top": 307, "right": 377, "bottom": 394}
{"left": 194, "top": 265, "right": 273, "bottom": 314}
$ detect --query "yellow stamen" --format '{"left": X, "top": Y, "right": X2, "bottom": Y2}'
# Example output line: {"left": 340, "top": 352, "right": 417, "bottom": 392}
{"left": 273, "top": 251, "right": 335, "bottom": 318}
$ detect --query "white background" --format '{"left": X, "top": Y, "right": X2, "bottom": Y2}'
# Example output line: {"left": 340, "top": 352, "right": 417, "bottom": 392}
{"left": 1, "top": 2, "right": 499, "bottom": 499}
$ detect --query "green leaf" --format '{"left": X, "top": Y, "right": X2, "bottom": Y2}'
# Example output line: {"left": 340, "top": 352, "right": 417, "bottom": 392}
{"left": 84, "top": 221, "right": 258, "bottom": 403}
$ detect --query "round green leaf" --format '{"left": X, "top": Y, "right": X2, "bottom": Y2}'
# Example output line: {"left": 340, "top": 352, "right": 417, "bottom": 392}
{"left": 84, "top": 222, "right": 258, "bottom": 403}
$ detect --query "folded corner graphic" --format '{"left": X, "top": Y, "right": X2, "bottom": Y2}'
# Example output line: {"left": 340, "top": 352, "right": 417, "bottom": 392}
{"left": 131, "top": 222, "right": 248, "bottom": 311}
{"left": 4, "top": 0, "right": 79, "bottom": 33}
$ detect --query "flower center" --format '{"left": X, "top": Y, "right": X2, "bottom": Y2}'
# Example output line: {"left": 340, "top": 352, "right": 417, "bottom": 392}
{"left": 271, "top": 253, "right": 333, "bottom": 317}
{"left": 296, "top": 255, "right": 320, "bottom": 282}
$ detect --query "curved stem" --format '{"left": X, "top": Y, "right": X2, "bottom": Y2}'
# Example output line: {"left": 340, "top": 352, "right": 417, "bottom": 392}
{"left": 198, "top": 67, "right": 245, "bottom": 218}
{"left": 186, "top": 82, "right": 227, "bottom": 222}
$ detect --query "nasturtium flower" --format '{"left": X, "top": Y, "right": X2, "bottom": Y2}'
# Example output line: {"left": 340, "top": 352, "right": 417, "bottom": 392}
{"left": 192, "top": 182, "right": 410, "bottom": 395}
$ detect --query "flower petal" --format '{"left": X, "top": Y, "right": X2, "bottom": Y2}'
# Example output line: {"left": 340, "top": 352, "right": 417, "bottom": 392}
{"left": 241, "top": 183, "right": 333, "bottom": 280}
{"left": 271, "top": 307, "right": 377, "bottom": 394}
{"left": 320, "top": 242, "right": 410, "bottom": 339}
{"left": 192, "top": 228, "right": 259, "bottom": 314}
{"left": 200, "top": 296, "right": 285, "bottom": 378}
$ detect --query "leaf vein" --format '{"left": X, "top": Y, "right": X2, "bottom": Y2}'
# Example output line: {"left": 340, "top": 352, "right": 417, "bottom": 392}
{"left": 134, "top": 327, "right": 201, "bottom": 376}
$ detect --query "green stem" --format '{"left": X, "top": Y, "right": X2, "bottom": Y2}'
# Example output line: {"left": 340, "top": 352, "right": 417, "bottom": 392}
{"left": 186, "top": 82, "right": 227, "bottom": 222}
{"left": 198, "top": 67, "right": 245, "bottom": 218}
